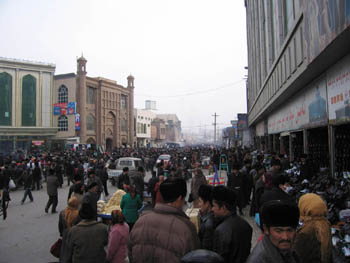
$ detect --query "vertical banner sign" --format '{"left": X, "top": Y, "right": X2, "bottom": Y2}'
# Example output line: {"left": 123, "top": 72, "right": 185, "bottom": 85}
{"left": 67, "top": 102, "right": 76, "bottom": 115}
{"left": 75, "top": 113, "right": 80, "bottom": 131}
{"left": 59, "top": 103, "right": 68, "bottom": 115}
{"left": 53, "top": 103, "right": 60, "bottom": 115}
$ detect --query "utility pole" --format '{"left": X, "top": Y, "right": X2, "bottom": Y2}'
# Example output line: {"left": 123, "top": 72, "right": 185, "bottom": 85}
{"left": 212, "top": 113, "right": 219, "bottom": 145}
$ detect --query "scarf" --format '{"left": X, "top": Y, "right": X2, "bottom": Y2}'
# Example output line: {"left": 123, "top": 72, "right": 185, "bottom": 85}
{"left": 298, "top": 193, "right": 332, "bottom": 263}
{"left": 64, "top": 196, "right": 79, "bottom": 230}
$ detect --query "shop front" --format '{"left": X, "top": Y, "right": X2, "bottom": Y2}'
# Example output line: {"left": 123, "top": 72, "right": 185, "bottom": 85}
{"left": 327, "top": 54, "right": 350, "bottom": 174}
{"left": 268, "top": 76, "right": 329, "bottom": 166}
{"left": 0, "top": 127, "right": 57, "bottom": 155}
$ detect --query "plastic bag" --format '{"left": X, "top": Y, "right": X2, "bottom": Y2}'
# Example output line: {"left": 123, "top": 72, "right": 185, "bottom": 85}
{"left": 8, "top": 179, "right": 16, "bottom": 190}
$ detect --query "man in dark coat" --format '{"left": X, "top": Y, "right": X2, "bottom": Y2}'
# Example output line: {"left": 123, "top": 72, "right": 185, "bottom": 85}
{"left": 87, "top": 169, "right": 103, "bottom": 199}
{"left": 247, "top": 200, "right": 301, "bottom": 263}
{"left": 212, "top": 185, "right": 252, "bottom": 263}
{"left": 147, "top": 171, "right": 158, "bottom": 207}
{"left": 118, "top": 167, "right": 130, "bottom": 190}
{"left": 198, "top": 184, "right": 215, "bottom": 250}
{"left": 227, "top": 164, "right": 245, "bottom": 215}
{"left": 128, "top": 177, "right": 200, "bottom": 263}
{"left": 45, "top": 168, "right": 59, "bottom": 213}
{"left": 21, "top": 169, "right": 34, "bottom": 204}
{"left": 131, "top": 166, "right": 145, "bottom": 201}
{"left": 66, "top": 201, "right": 108, "bottom": 263}
{"left": 259, "top": 173, "right": 294, "bottom": 207}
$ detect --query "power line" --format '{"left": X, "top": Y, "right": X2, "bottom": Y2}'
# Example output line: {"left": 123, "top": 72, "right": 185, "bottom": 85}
{"left": 181, "top": 123, "right": 229, "bottom": 129}
{"left": 135, "top": 79, "right": 245, "bottom": 98}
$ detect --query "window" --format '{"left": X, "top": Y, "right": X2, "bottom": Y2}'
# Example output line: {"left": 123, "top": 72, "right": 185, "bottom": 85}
{"left": 86, "top": 115, "right": 95, "bottom": 131}
{"left": 58, "top": 115, "right": 68, "bottom": 131}
{"left": 22, "top": 75, "right": 36, "bottom": 126}
{"left": 0, "top": 72, "right": 12, "bottom": 126}
{"left": 143, "top": 124, "right": 146, "bottom": 133}
{"left": 121, "top": 119, "right": 127, "bottom": 132}
{"left": 86, "top": 87, "right": 96, "bottom": 104}
{"left": 121, "top": 95, "right": 127, "bottom": 109}
{"left": 58, "top": 85, "right": 68, "bottom": 103}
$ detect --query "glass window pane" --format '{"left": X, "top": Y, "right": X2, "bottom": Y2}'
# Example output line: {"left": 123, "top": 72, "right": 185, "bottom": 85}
{"left": 22, "top": 75, "right": 36, "bottom": 126}
{"left": 0, "top": 72, "right": 12, "bottom": 126}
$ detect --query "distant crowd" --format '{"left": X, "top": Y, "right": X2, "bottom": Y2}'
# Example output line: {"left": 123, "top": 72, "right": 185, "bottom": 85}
{"left": 0, "top": 146, "right": 332, "bottom": 263}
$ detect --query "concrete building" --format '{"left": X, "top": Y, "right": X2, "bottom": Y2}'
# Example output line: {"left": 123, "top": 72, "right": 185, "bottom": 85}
{"left": 245, "top": 0, "right": 350, "bottom": 174}
{"left": 156, "top": 114, "right": 182, "bottom": 143}
{"left": 53, "top": 56, "right": 135, "bottom": 151}
{"left": 0, "top": 57, "right": 57, "bottom": 153}
{"left": 134, "top": 108, "right": 156, "bottom": 147}
{"left": 151, "top": 117, "right": 167, "bottom": 147}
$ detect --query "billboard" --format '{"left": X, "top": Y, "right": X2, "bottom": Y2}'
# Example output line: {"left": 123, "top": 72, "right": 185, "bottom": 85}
{"left": 53, "top": 102, "right": 76, "bottom": 115}
{"left": 304, "top": 0, "right": 350, "bottom": 63}
{"left": 327, "top": 54, "right": 350, "bottom": 123}
{"left": 268, "top": 77, "right": 328, "bottom": 134}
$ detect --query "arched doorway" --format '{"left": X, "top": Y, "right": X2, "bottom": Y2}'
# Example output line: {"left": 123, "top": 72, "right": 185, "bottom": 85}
{"left": 86, "top": 137, "right": 96, "bottom": 144}
{"left": 106, "top": 138, "right": 113, "bottom": 152}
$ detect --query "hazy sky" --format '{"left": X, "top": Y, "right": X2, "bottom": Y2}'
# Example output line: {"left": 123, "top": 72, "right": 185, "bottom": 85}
{"left": 1, "top": 0, "right": 247, "bottom": 134}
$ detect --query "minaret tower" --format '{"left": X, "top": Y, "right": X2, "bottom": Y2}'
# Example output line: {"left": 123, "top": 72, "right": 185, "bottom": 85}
{"left": 127, "top": 75, "right": 135, "bottom": 147}
{"left": 77, "top": 55, "right": 87, "bottom": 143}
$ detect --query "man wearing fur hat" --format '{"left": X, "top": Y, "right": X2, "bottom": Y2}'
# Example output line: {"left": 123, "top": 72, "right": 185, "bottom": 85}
{"left": 212, "top": 185, "right": 252, "bottom": 263}
{"left": 247, "top": 200, "right": 301, "bottom": 263}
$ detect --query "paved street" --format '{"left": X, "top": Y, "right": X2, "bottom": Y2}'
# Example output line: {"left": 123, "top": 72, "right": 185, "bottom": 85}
{"left": 0, "top": 172, "right": 259, "bottom": 263}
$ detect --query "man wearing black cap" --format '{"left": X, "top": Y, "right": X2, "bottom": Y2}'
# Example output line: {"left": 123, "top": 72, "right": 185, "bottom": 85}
{"left": 227, "top": 164, "right": 245, "bottom": 215}
{"left": 87, "top": 169, "right": 103, "bottom": 199}
{"left": 211, "top": 185, "right": 252, "bottom": 263}
{"left": 128, "top": 177, "right": 200, "bottom": 263}
{"left": 247, "top": 200, "right": 301, "bottom": 263}
{"left": 118, "top": 167, "right": 130, "bottom": 190}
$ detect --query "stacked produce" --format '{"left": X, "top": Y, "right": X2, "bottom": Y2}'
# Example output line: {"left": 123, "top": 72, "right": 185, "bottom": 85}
{"left": 101, "top": 189, "right": 126, "bottom": 214}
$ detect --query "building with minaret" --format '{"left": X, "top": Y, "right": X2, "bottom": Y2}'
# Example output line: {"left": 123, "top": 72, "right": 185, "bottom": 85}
{"left": 53, "top": 56, "right": 135, "bottom": 151}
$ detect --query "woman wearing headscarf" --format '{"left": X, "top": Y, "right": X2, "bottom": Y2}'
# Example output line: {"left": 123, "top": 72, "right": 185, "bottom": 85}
{"left": 293, "top": 193, "right": 332, "bottom": 263}
{"left": 107, "top": 210, "right": 129, "bottom": 263}
{"left": 58, "top": 196, "right": 80, "bottom": 262}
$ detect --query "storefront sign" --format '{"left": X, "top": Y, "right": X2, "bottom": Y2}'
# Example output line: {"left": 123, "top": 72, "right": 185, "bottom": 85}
{"left": 32, "top": 140, "right": 44, "bottom": 146}
{"left": 268, "top": 77, "right": 328, "bottom": 134}
{"left": 231, "top": 120, "right": 238, "bottom": 129}
{"left": 237, "top": 114, "right": 248, "bottom": 130}
{"left": 327, "top": 54, "right": 350, "bottom": 123}
{"left": 75, "top": 114, "right": 80, "bottom": 131}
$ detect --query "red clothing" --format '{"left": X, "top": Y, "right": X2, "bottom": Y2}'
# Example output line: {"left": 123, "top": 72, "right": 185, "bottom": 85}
{"left": 154, "top": 182, "right": 164, "bottom": 204}
{"left": 107, "top": 223, "right": 129, "bottom": 263}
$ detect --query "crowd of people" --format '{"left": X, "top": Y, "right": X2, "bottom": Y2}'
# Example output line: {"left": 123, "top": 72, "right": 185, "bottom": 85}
{"left": 0, "top": 146, "right": 334, "bottom": 263}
